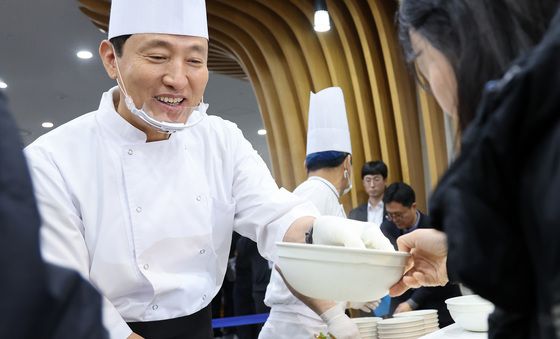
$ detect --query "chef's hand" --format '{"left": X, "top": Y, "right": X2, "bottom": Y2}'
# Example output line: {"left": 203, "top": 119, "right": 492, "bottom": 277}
{"left": 394, "top": 301, "right": 413, "bottom": 314}
{"left": 127, "top": 332, "right": 144, "bottom": 339}
{"left": 347, "top": 300, "right": 380, "bottom": 313}
{"left": 313, "top": 216, "right": 393, "bottom": 250}
{"left": 320, "top": 304, "right": 361, "bottom": 339}
{"left": 389, "top": 229, "right": 449, "bottom": 297}
{"left": 361, "top": 225, "right": 395, "bottom": 251}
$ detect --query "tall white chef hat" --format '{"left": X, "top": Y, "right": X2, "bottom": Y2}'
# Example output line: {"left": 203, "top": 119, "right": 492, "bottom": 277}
{"left": 306, "top": 87, "right": 352, "bottom": 156}
{"left": 108, "top": 0, "right": 209, "bottom": 40}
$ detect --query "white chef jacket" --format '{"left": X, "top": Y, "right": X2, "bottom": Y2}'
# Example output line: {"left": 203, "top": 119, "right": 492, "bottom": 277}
{"left": 259, "top": 176, "right": 345, "bottom": 339}
{"left": 24, "top": 87, "right": 317, "bottom": 339}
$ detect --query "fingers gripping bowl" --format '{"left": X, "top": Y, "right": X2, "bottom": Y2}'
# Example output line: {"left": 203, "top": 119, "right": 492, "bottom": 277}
{"left": 276, "top": 242, "right": 410, "bottom": 302}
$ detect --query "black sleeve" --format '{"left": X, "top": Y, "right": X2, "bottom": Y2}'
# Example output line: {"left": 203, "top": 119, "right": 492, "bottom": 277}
{"left": 380, "top": 221, "right": 398, "bottom": 250}
{"left": 43, "top": 264, "right": 109, "bottom": 339}
{"left": 0, "top": 91, "right": 51, "bottom": 338}
{"left": 0, "top": 92, "right": 107, "bottom": 339}
{"left": 409, "top": 283, "right": 457, "bottom": 308}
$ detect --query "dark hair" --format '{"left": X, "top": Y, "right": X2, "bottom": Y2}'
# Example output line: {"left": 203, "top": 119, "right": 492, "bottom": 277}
{"left": 109, "top": 35, "right": 132, "bottom": 57}
{"left": 305, "top": 151, "right": 350, "bottom": 172}
{"left": 398, "top": 0, "right": 557, "bottom": 131}
{"left": 361, "top": 160, "right": 388, "bottom": 180}
{"left": 383, "top": 182, "right": 416, "bottom": 207}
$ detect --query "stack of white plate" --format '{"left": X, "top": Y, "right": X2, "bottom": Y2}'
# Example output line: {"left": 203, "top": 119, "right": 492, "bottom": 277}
{"left": 351, "top": 317, "right": 382, "bottom": 339}
{"left": 393, "top": 309, "right": 440, "bottom": 334}
{"left": 377, "top": 316, "right": 426, "bottom": 339}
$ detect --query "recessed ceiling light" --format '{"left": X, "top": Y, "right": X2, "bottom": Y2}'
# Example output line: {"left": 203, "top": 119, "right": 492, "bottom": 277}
{"left": 42, "top": 122, "right": 54, "bottom": 128}
{"left": 77, "top": 50, "right": 93, "bottom": 59}
{"left": 0, "top": 80, "right": 7, "bottom": 89}
{"left": 258, "top": 129, "right": 267, "bottom": 136}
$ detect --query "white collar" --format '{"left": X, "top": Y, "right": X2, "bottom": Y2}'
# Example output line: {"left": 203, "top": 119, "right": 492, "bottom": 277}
{"left": 308, "top": 176, "right": 340, "bottom": 198}
{"left": 96, "top": 87, "right": 148, "bottom": 144}
{"left": 367, "top": 200, "right": 384, "bottom": 210}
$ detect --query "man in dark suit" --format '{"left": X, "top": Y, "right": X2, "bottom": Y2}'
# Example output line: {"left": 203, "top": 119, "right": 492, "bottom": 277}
{"left": 348, "top": 161, "right": 388, "bottom": 225}
{"left": 381, "top": 182, "right": 461, "bottom": 327}
{"left": 233, "top": 234, "right": 271, "bottom": 339}
{"left": 0, "top": 91, "right": 107, "bottom": 338}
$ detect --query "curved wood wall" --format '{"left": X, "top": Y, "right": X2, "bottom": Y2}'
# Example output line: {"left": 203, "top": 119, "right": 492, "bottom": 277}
{"left": 78, "top": 0, "right": 449, "bottom": 212}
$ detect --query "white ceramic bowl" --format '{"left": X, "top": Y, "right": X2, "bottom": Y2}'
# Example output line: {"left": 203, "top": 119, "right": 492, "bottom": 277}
{"left": 276, "top": 242, "right": 409, "bottom": 302}
{"left": 445, "top": 295, "right": 495, "bottom": 332}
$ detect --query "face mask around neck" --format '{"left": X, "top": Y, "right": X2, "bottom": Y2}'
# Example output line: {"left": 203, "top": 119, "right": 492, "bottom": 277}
{"left": 111, "top": 45, "right": 208, "bottom": 133}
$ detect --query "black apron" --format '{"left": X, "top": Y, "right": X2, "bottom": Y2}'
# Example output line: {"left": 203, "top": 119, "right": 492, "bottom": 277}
{"left": 127, "top": 305, "right": 213, "bottom": 339}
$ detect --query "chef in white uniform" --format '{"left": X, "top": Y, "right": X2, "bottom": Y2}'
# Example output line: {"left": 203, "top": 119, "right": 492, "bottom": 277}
{"left": 260, "top": 87, "right": 384, "bottom": 339}
{"left": 23, "top": 1, "right": 320, "bottom": 338}
{"left": 24, "top": 1, "right": 392, "bottom": 338}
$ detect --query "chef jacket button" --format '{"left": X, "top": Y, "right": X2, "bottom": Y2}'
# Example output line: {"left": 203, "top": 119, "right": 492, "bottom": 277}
{"left": 143, "top": 264, "right": 149, "bottom": 270}
{"left": 136, "top": 207, "right": 142, "bottom": 213}
{"left": 152, "top": 304, "right": 158, "bottom": 310}
{"left": 202, "top": 294, "right": 207, "bottom": 301}
{"left": 196, "top": 195, "right": 202, "bottom": 201}
{"left": 128, "top": 149, "right": 134, "bottom": 155}
{"left": 199, "top": 249, "right": 205, "bottom": 254}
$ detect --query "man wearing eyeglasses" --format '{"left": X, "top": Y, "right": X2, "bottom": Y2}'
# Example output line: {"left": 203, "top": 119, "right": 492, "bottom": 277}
{"left": 381, "top": 182, "right": 428, "bottom": 238}
{"left": 381, "top": 182, "right": 460, "bottom": 327}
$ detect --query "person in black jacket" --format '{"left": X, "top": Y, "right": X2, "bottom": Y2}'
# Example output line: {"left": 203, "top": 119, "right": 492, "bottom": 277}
{"left": 348, "top": 161, "right": 388, "bottom": 225}
{"left": 390, "top": 1, "right": 560, "bottom": 338}
{"left": 0, "top": 91, "right": 107, "bottom": 338}
{"left": 233, "top": 234, "right": 271, "bottom": 339}
{"left": 381, "top": 183, "right": 460, "bottom": 327}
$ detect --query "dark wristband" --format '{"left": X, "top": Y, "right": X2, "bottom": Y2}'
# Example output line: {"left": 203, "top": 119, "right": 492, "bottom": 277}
{"left": 305, "top": 226, "right": 314, "bottom": 244}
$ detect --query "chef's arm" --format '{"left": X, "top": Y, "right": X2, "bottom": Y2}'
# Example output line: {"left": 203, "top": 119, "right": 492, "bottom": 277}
{"left": 273, "top": 264, "right": 336, "bottom": 316}
{"left": 282, "top": 216, "right": 316, "bottom": 243}
{"left": 278, "top": 266, "right": 360, "bottom": 337}
{"left": 280, "top": 216, "right": 336, "bottom": 313}
{"left": 287, "top": 288, "right": 337, "bottom": 315}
